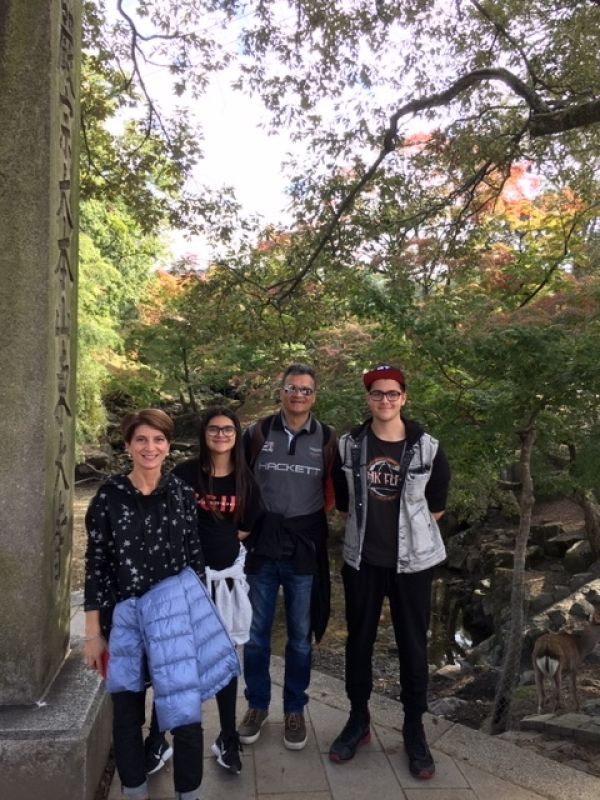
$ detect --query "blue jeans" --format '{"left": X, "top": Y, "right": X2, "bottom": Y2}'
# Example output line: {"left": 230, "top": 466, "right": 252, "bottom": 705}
{"left": 244, "top": 559, "right": 313, "bottom": 714}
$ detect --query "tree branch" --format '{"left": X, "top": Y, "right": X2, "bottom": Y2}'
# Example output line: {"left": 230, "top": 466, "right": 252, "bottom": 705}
{"left": 265, "top": 65, "right": 596, "bottom": 302}
{"left": 384, "top": 68, "right": 549, "bottom": 152}
{"left": 116, "top": 0, "right": 185, "bottom": 42}
{"left": 529, "top": 99, "right": 600, "bottom": 136}
{"left": 116, "top": 0, "right": 173, "bottom": 146}
{"left": 518, "top": 203, "right": 600, "bottom": 307}
{"left": 467, "top": 0, "right": 548, "bottom": 92}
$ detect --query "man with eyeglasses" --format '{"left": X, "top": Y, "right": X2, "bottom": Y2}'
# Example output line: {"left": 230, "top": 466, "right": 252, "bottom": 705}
{"left": 329, "top": 364, "right": 450, "bottom": 780}
{"left": 239, "top": 363, "right": 336, "bottom": 752}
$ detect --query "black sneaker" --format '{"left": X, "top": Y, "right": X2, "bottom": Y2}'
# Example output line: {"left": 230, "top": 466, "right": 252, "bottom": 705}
{"left": 403, "top": 722, "right": 435, "bottom": 779}
{"left": 211, "top": 732, "right": 243, "bottom": 774}
{"left": 329, "top": 711, "right": 371, "bottom": 762}
{"left": 145, "top": 738, "right": 173, "bottom": 775}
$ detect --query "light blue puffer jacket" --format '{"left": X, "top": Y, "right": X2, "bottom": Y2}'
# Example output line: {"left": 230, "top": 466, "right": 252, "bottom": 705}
{"left": 106, "top": 566, "right": 240, "bottom": 731}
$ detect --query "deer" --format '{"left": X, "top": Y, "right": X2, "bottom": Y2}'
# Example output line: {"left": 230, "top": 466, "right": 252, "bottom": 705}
{"left": 532, "top": 610, "right": 600, "bottom": 714}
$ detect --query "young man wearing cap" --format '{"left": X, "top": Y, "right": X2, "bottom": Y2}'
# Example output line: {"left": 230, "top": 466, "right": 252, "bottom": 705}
{"left": 329, "top": 364, "right": 450, "bottom": 779}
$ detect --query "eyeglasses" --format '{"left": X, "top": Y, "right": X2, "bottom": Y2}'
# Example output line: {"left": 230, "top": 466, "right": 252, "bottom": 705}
{"left": 368, "top": 390, "right": 403, "bottom": 402}
{"left": 206, "top": 425, "right": 236, "bottom": 438}
{"left": 283, "top": 384, "right": 314, "bottom": 397}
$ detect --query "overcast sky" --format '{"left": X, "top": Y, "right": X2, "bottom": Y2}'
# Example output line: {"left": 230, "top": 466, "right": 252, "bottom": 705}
{"left": 194, "top": 72, "right": 291, "bottom": 222}
{"left": 163, "top": 70, "right": 294, "bottom": 266}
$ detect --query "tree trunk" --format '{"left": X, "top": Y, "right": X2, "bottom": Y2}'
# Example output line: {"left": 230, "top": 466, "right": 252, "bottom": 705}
{"left": 181, "top": 347, "right": 198, "bottom": 413}
{"left": 490, "top": 420, "right": 536, "bottom": 734}
{"left": 567, "top": 444, "right": 600, "bottom": 558}
{"left": 576, "top": 490, "right": 600, "bottom": 559}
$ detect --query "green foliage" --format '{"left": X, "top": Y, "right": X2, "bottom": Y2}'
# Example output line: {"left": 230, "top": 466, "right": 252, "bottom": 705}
{"left": 103, "top": 362, "right": 164, "bottom": 410}
{"left": 76, "top": 199, "right": 165, "bottom": 441}
{"left": 78, "top": 1, "right": 600, "bottom": 529}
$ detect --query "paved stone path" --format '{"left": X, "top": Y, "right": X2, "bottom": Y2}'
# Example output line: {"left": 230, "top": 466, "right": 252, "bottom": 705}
{"left": 104, "top": 660, "right": 600, "bottom": 800}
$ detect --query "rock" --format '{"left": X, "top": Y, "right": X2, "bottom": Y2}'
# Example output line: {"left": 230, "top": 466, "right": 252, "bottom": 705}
{"left": 530, "top": 593, "right": 554, "bottom": 613}
{"left": 564, "top": 542, "right": 594, "bottom": 574}
{"left": 584, "top": 587, "right": 600, "bottom": 607}
{"left": 520, "top": 670, "right": 535, "bottom": 686}
{"left": 569, "top": 598, "right": 595, "bottom": 619}
{"left": 482, "top": 547, "right": 513, "bottom": 571}
{"left": 581, "top": 699, "right": 600, "bottom": 716}
{"left": 464, "top": 550, "right": 481, "bottom": 573}
{"left": 446, "top": 532, "right": 470, "bottom": 570}
{"left": 526, "top": 545, "right": 545, "bottom": 566}
{"left": 75, "top": 462, "right": 104, "bottom": 480}
{"left": 530, "top": 522, "right": 564, "bottom": 545}
{"left": 541, "top": 530, "right": 585, "bottom": 559}
{"left": 552, "top": 585, "right": 571, "bottom": 602}
{"left": 429, "top": 696, "right": 470, "bottom": 716}
{"left": 439, "top": 512, "right": 461, "bottom": 538}
{"left": 572, "top": 572, "right": 596, "bottom": 583}
{"left": 83, "top": 448, "right": 111, "bottom": 470}
{"left": 564, "top": 759, "right": 592, "bottom": 773}
{"left": 462, "top": 594, "right": 494, "bottom": 642}
{"left": 171, "top": 440, "right": 196, "bottom": 452}
{"left": 524, "top": 625, "right": 546, "bottom": 646}
{"left": 433, "top": 663, "right": 463, "bottom": 679}
{"left": 547, "top": 608, "right": 568, "bottom": 630}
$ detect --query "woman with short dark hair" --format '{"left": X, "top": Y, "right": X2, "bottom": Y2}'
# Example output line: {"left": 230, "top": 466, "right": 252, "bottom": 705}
{"left": 83, "top": 408, "right": 236, "bottom": 800}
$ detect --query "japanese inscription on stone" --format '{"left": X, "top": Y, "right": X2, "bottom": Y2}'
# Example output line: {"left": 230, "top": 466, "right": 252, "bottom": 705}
{"left": 53, "top": 0, "right": 76, "bottom": 582}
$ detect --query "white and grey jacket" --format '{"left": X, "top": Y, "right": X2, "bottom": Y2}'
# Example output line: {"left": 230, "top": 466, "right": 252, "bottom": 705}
{"left": 336, "top": 419, "right": 450, "bottom": 574}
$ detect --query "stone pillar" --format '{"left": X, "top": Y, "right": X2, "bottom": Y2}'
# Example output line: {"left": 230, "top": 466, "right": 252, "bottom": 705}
{"left": 0, "top": 3, "right": 112, "bottom": 798}
{"left": 0, "top": 0, "right": 79, "bottom": 705}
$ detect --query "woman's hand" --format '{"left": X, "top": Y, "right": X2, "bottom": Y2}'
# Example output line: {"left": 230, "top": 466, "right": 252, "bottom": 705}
{"left": 83, "top": 609, "right": 106, "bottom": 673}
{"left": 83, "top": 634, "right": 107, "bottom": 673}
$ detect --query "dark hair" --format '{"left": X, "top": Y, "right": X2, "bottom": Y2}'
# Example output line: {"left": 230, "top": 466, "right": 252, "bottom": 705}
{"left": 121, "top": 408, "right": 175, "bottom": 443}
{"left": 196, "top": 406, "right": 250, "bottom": 523}
{"left": 281, "top": 362, "right": 316, "bottom": 386}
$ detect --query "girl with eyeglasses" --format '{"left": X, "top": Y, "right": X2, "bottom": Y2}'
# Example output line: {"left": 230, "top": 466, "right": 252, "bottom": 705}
{"left": 172, "top": 406, "right": 263, "bottom": 775}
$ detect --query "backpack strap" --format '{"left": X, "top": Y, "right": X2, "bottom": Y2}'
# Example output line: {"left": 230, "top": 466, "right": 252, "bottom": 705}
{"left": 248, "top": 415, "right": 273, "bottom": 469}
{"left": 321, "top": 423, "right": 337, "bottom": 513}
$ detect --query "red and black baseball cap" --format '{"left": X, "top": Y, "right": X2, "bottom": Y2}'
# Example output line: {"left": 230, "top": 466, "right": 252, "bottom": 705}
{"left": 363, "top": 364, "right": 406, "bottom": 390}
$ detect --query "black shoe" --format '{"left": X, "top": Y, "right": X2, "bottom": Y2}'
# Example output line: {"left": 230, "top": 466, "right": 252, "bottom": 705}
{"left": 211, "top": 732, "right": 243, "bottom": 774}
{"left": 329, "top": 711, "right": 371, "bottom": 762}
{"left": 145, "top": 737, "right": 173, "bottom": 775}
{"left": 403, "top": 722, "right": 435, "bottom": 779}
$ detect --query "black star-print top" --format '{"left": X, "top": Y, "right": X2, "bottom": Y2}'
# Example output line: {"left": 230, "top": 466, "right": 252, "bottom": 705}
{"left": 83, "top": 472, "right": 204, "bottom": 611}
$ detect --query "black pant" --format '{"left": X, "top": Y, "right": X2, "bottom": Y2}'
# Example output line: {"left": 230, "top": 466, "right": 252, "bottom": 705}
{"left": 146, "top": 676, "right": 237, "bottom": 747}
{"left": 342, "top": 562, "right": 433, "bottom": 723}
{"left": 112, "top": 691, "right": 203, "bottom": 793}
{"left": 216, "top": 676, "right": 238, "bottom": 737}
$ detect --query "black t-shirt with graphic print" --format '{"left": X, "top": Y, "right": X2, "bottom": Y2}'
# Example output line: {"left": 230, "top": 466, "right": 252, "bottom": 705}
{"left": 362, "top": 428, "right": 407, "bottom": 568}
{"left": 173, "top": 459, "right": 262, "bottom": 571}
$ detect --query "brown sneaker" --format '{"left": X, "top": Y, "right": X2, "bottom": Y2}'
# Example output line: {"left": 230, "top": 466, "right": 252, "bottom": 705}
{"left": 238, "top": 707, "right": 268, "bottom": 744}
{"left": 283, "top": 712, "right": 307, "bottom": 750}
